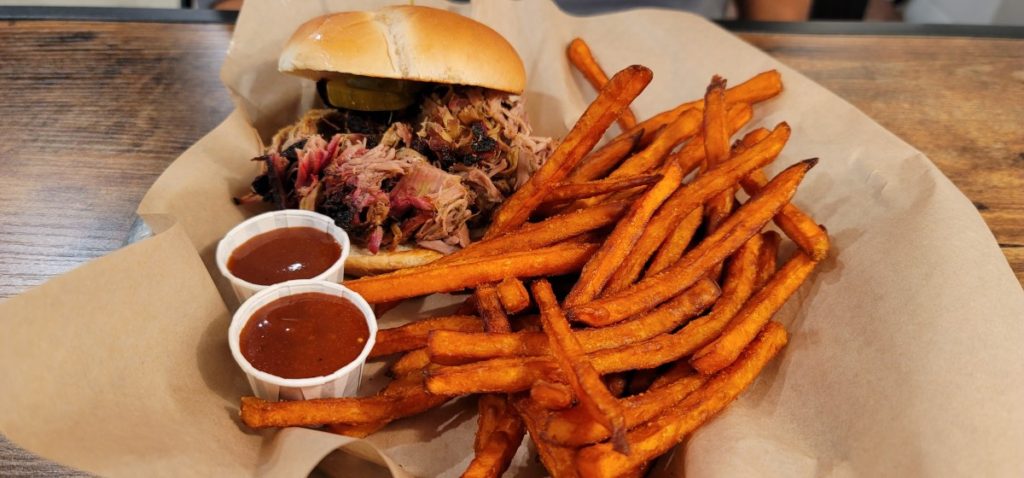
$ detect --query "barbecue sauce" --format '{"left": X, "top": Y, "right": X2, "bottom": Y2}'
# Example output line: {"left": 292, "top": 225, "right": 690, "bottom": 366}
{"left": 227, "top": 227, "right": 341, "bottom": 285}
{"left": 240, "top": 292, "right": 369, "bottom": 379}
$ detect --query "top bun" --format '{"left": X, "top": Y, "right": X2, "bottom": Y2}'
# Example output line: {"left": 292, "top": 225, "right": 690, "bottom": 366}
{"left": 279, "top": 6, "right": 526, "bottom": 94}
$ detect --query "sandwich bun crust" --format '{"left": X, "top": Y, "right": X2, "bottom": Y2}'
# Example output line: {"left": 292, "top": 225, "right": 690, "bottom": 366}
{"left": 279, "top": 5, "right": 526, "bottom": 94}
{"left": 345, "top": 244, "right": 443, "bottom": 277}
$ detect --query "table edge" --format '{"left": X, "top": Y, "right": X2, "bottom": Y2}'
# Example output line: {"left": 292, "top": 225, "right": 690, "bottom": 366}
{"left": 1, "top": 6, "right": 1023, "bottom": 39}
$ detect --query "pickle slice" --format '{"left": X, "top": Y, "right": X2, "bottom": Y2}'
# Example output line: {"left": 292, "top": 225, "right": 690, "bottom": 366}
{"left": 325, "top": 77, "right": 420, "bottom": 111}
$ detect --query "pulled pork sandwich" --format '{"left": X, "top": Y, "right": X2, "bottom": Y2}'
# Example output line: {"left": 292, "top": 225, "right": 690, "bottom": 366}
{"left": 236, "top": 6, "right": 554, "bottom": 275}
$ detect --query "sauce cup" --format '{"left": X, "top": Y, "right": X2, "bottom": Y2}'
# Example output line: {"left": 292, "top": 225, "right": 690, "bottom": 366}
{"left": 229, "top": 279, "right": 377, "bottom": 401}
{"left": 216, "top": 210, "right": 350, "bottom": 303}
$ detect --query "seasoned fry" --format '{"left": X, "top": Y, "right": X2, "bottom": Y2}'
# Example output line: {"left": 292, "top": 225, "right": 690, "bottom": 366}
{"left": 566, "top": 129, "right": 645, "bottom": 184}
{"left": 756, "top": 231, "right": 781, "bottom": 289}
{"left": 542, "top": 370, "right": 708, "bottom": 446}
{"left": 612, "top": 108, "right": 702, "bottom": 178}
{"left": 542, "top": 174, "right": 661, "bottom": 205}
{"left": 347, "top": 242, "right": 599, "bottom": 303}
{"left": 701, "top": 76, "right": 735, "bottom": 236}
{"left": 240, "top": 372, "right": 451, "bottom": 429}
{"left": 576, "top": 322, "right": 789, "bottom": 478}
{"left": 569, "top": 157, "right": 815, "bottom": 326}
{"left": 390, "top": 348, "right": 432, "bottom": 376}
{"left": 600, "top": 117, "right": 781, "bottom": 296}
{"left": 691, "top": 250, "right": 818, "bottom": 374}
{"left": 567, "top": 38, "right": 638, "bottom": 130}
{"left": 566, "top": 161, "right": 685, "bottom": 306}
{"left": 534, "top": 280, "right": 629, "bottom": 453}
{"left": 428, "top": 278, "right": 719, "bottom": 364}
{"left": 742, "top": 170, "right": 830, "bottom": 261}
{"left": 496, "top": 278, "right": 530, "bottom": 314}
{"left": 485, "top": 65, "right": 653, "bottom": 238}
{"left": 439, "top": 202, "right": 628, "bottom": 266}
{"left": 512, "top": 396, "right": 579, "bottom": 478}
{"left": 662, "top": 102, "right": 752, "bottom": 177}
{"left": 370, "top": 315, "right": 481, "bottom": 358}
{"left": 531, "top": 380, "right": 575, "bottom": 410}
{"left": 646, "top": 205, "right": 703, "bottom": 276}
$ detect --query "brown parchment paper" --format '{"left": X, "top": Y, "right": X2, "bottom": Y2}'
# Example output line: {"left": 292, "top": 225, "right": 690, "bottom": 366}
{"left": 2, "top": 0, "right": 1024, "bottom": 476}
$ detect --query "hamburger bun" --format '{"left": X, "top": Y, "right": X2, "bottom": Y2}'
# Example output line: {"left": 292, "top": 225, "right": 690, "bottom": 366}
{"left": 279, "top": 5, "right": 526, "bottom": 94}
{"left": 345, "top": 244, "right": 443, "bottom": 277}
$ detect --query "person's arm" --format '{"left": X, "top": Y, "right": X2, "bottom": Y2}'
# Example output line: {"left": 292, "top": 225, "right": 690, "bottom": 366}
{"left": 739, "top": 0, "right": 813, "bottom": 20}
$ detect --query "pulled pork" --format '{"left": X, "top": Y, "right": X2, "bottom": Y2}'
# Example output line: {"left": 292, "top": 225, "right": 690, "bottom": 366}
{"left": 238, "top": 86, "right": 554, "bottom": 254}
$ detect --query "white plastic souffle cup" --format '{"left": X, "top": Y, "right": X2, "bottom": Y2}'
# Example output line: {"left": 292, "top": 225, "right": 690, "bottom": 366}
{"left": 216, "top": 210, "right": 350, "bottom": 303}
{"left": 228, "top": 280, "right": 377, "bottom": 401}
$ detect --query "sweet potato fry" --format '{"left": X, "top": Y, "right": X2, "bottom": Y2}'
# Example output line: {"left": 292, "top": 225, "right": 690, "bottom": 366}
{"left": 370, "top": 315, "right": 481, "bottom": 358}
{"left": 566, "top": 161, "right": 685, "bottom": 306}
{"left": 600, "top": 117, "right": 780, "bottom": 296}
{"left": 463, "top": 393, "right": 525, "bottom": 478}
{"left": 569, "top": 157, "right": 815, "bottom": 326}
{"left": 485, "top": 65, "right": 653, "bottom": 238}
{"left": 661, "top": 102, "right": 752, "bottom": 178}
{"left": 576, "top": 322, "right": 789, "bottom": 478}
{"left": 742, "top": 170, "right": 829, "bottom": 261}
{"left": 390, "top": 348, "right": 432, "bottom": 376}
{"left": 645, "top": 205, "right": 703, "bottom": 276}
{"left": 542, "top": 370, "right": 708, "bottom": 446}
{"left": 648, "top": 362, "right": 697, "bottom": 391}
{"left": 542, "top": 174, "right": 661, "bottom": 205}
{"left": 756, "top": 231, "right": 781, "bottom": 289}
{"left": 567, "top": 38, "right": 638, "bottom": 131}
{"left": 701, "top": 76, "right": 735, "bottom": 235}
{"left": 691, "top": 250, "right": 818, "bottom": 374}
{"left": 424, "top": 238, "right": 760, "bottom": 395}
{"left": 512, "top": 396, "right": 579, "bottom": 478}
{"left": 240, "top": 372, "right": 451, "bottom": 429}
{"left": 496, "top": 278, "right": 530, "bottom": 314}
{"left": 534, "top": 279, "right": 629, "bottom": 454}
{"left": 429, "top": 277, "right": 718, "bottom": 364}
{"left": 531, "top": 380, "right": 575, "bottom": 410}
{"left": 476, "top": 285, "right": 512, "bottom": 334}
{"left": 566, "top": 129, "right": 645, "bottom": 184}
{"left": 438, "top": 202, "right": 628, "bottom": 266}
{"left": 347, "top": 242, "right": 599, "bottom": 303}
{"left": 612, "top": 108, "right": 702, "bottom": 178}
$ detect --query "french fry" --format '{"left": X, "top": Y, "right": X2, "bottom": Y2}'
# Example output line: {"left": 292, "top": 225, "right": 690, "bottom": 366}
{"left": 512, "top": 396, "right": 580, "bottom": 478}
{"left": 541, "top": 174, "right": 662, "bottom": 206}
{"left": 756, "top": 231, "right": 781, "bottom": 289}
{"left": 701, "top": 76, "right": 735, "bottom": 236}
{"left": 428, "top": 278, "right": 719, "bottom": 364}
{"left": 567, "top": 38, "right": 638, "bottom": 130}
{"left": 240, "top": 372, "right": 451, "bottom": 429}
{"left": 370, "top": 315, "right": 481, "bottom": 358}
{"left": 424, "top": 238, "right": 760, "bottom": 394}
{"left": 569, "top": 156, "right": 814, "bottom": 326}
{"left": 463, "top": 393, "right": 525, "bottom": 478}
{"left": 496, "top": 278, "right": 530, "bottom": 314}
{"left": 661, "top": 102, "right": 752, "bottom": 178}
{"left": 645, "top": 206, "right": 703, "bottom": 276}
{"left": 691, "top": 250, "right": 818, "bottom": 374}
{"left": 438, "top": 202, "right": 628, "bottom": 266}
{"left": 611, "top": 108, "right": 702, "bottom": 178}
{"left": 542, "top": 370, "right": 708, "bottom": 446}
{"left": 566, "top": 161, "right": 685, "bottom": 306}
{"left": 534, "top": 280, "right": 629, "bottom": 454}
{"left": 390, "top": 348, "right": 432, "bottom": 376}
{"left": 600, "top": 117, "right": 780, "bottom": 296}
{"left": 347, "top": 242, "right": 599, "bottom": 303}
{"left": 566, "top": 129, "right": 645, "bottom": 184}
{"left": 531, "top": 380, "right": 575, "bottom": 410}
{"left": 486, "top": 65, "right": 653, "bottom": 238}
{"left": 576, "top": 322, "right": 789, "bottom": 478}
{"left": 648, "top": 361, "right": 697, "bottom": 391}
{"left": 476, "top": 285, "right": 512, "bottom": 334}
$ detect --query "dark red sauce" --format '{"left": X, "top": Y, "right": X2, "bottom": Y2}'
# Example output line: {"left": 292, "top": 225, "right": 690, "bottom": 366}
{"left": 240, "top": 292, "right": 369, "bottom": 379}
{"left": 228, "top": 227, "right": 341, "bottom": 286}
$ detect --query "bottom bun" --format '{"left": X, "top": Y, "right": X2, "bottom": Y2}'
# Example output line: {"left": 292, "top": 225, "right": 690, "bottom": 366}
{"left": 345, "top": 245, "right": 443, "bottom": 277}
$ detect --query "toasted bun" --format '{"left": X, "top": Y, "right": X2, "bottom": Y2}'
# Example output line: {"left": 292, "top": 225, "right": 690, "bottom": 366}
{"left": 345, "top": 244, "right": 443, "bottom": 277}
{"left": 279, "top": 6, "right": 526, "bottom": 94}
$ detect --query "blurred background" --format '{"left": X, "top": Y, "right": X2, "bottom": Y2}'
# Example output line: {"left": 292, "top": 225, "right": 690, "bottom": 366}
{"left": 0, "top": 0, "right": 1022, "bottom": 25}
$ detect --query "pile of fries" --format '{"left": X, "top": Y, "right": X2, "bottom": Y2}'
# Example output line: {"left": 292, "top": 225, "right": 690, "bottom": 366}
{"left": 239, "top": 38, "right": 829, "bottom": 478}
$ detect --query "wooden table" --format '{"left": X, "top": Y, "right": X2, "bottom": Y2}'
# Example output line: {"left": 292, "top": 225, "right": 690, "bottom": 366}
{"left": 0, "top": 8, "right": 1022, "bottom": 475}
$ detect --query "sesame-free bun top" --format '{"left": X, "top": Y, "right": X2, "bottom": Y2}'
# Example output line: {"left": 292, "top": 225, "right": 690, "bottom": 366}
{"left": 279, "top": 6, "right": 526, "bottom": 94}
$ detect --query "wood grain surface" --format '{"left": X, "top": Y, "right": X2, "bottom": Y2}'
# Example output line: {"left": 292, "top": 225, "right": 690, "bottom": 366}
{"left": 0, "top": 19, "right": 1021, "bottom": 474}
